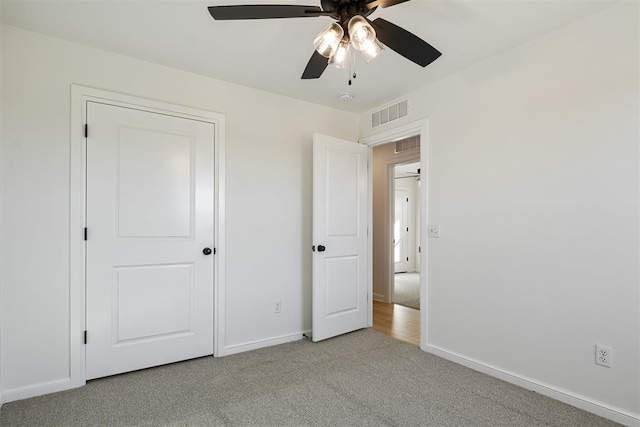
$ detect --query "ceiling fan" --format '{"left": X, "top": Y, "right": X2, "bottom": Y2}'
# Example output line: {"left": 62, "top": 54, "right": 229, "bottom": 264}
{"left": 397, "top": 167, "right": 420, "bottom": 178}
{"left": 207, "top": 0, "right": 442, "bottom": 80}
{"left": 396, "top": 167, "right": 421, "bottom": 186}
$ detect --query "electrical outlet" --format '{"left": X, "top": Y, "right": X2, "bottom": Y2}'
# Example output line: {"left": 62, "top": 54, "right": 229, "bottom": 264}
{"left": 595, "top": 344, "right": 613, "bottom": 368}
{"left": 274, "top": 300, "right": 282, "bottom": 314}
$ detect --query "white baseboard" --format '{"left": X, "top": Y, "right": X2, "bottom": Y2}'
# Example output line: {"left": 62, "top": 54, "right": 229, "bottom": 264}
{"left": 1, "top": 378, "right": 72, "bottom": 404}
{"left": 422, "top": 343, "right": 640, "bottom": 427}
{"left": 222, "top": 332, "right": 304, "bottom": 356}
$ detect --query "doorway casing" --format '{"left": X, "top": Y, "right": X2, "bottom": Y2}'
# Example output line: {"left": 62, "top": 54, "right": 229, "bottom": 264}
{"left": 69, "top": 85, "right": 226, "bottom": 391}
{"left": 360, "top": 118, "right": 429, "bottom": 349}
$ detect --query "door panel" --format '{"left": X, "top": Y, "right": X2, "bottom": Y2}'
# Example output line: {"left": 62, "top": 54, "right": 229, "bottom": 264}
{"left": 325, "top": 256, "right": 359, "bottom": 316}
{"left": 115, "top": 263, "right": 193, "bottom": 342}
{"left": 86, "top": 102, "right": 214, "bottom": 380}
{"left": 312, "top": 134, "right": 368, "bottom": 342}
{"left": 326, "top": 150, "right": 359, "bottom": 236}
{"left": 117, "top": 127, "right": 193, "bottom": 238}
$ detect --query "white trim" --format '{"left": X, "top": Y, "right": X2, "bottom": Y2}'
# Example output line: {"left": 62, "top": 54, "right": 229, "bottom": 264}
{"left": 222, "top": 332, "right": 304, "bottom": 356}
{"left": 423, "top": 344, "right": 640, "bottom": 427}
{"left": 70, "top": 85, "right": 226, "bottom": 390}
{"left": 360, "top": 120, "right": 424, "bottom": 147}
{"left": 1, "top": 379, "right": 72, "bottom": 404}
{"left": 367, "top": 148, "right": 373, "bottom": 327}
{"left": 361, "top": 118, "right": 429, "bottom": 349}
{"left": 386, "top": 163, "right": 395, "bottom": 302}
{"left": 213, "top": 105, "right": 227, "bottom": 360}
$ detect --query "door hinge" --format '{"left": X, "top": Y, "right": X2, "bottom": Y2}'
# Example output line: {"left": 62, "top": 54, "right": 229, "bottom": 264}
{"left": 83, "top": 330, "right": 87, "bottom": 344}
{"left": 406, "top": 257, "right": 409, "bottom": 261}
{"left": 406, "top": 198, "right": 409, "bottom": 202}
{"left": 84, "top": 227, "right": 88, "bottom": 241}
{"left": 406, "top": 227, "right": 409, "bottom": 232}
{"left": 84, "top": 124, "right": 88, "bottom": 138}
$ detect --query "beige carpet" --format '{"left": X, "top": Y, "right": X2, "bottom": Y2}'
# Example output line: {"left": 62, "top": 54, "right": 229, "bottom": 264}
{"left": 0, "top": 329, "right": 617, "bottom": 426}
{"left": 393, "top": 272, "right": 420, "bottom": 309}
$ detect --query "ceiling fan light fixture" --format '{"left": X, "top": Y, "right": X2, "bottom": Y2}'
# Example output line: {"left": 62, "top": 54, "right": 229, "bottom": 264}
{"left": 361, "top": 37, "right": 384, "bottom": 63}
{"left": 313, "top": 22, "right": 344, "bottom": 58}
{"left": 347, "top": 15, "right": 376, "bottom": 51}
{"left": 329, "top": 39, "right": 350, "bottom": 69}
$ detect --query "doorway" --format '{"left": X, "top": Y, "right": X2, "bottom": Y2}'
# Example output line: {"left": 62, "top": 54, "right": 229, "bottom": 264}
{"left": 393, "top": 162, "right": 421, "bottom": 311}
{"left": 369, "top": 136, "right": 421, "bottom": 346}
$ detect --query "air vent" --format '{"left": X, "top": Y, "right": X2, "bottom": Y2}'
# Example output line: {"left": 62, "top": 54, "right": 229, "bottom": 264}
{"left": 371, "top": 99, "right": 409, "bottom": 128}
{"left": 395, "top": 135, "right": 420, "bottom": 154}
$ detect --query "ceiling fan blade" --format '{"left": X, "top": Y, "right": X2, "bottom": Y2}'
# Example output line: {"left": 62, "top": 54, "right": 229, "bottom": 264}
{"left": 208, "top": 5, "right": 323, "bottom": 20}
{"left": 301, "top": 51, "right": 329, "bottom": 79}
{"left": 365, "top": 0, "right": 410, "bottom": 9}
{"left": 371, "top": 18, "right": 442, "bottom": 67}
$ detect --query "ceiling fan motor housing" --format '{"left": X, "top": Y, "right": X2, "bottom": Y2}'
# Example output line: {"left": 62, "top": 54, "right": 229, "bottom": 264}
{"left": 321, "top": 0, "right": 377, "bottom": 24}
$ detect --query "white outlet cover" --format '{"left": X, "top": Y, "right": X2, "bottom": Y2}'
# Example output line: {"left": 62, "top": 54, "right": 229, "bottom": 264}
{"left": 428, "top": 224, "right": 440, "bottom": 238}
{"left": 595, "top": 344, "right": 613, "bottom": 368}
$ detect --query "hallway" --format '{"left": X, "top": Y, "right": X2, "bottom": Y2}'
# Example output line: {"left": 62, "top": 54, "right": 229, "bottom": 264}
{"left": 372, "top": 300, "right": 420, "bottom": 346}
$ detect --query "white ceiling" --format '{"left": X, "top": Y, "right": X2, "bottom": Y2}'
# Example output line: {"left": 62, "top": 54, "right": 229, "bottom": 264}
{"left": 1, "top": 0, "right": 616, "bottom": 113}
{"left": 395, "top": 161, "right": 420, "bottom": 178}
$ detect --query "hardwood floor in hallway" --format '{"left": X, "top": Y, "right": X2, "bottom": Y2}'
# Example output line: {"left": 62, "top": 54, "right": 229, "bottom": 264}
{"left": 372, "top": 300, "right": 420, "bottom": 347}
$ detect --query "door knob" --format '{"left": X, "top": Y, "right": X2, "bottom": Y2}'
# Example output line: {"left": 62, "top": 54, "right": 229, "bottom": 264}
{"left": 203, "top": 247, "right": 212, "bottom": 256}
{"left": 317, "top": 245, "right": 326, "bottom": 252}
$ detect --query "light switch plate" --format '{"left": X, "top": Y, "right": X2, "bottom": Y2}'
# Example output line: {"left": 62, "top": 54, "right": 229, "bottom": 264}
{"left": 428, "top": 224, "right": 440, "bottom": 238}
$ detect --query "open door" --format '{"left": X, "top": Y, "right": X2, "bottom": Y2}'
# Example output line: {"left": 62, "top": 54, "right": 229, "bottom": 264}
{"left": 312, "top": 133, "right": 368, "bottom": 342}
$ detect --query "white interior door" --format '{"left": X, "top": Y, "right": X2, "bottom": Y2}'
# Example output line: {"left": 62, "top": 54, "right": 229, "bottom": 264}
{"left": 312, "top": 133, "right": 368, "bottom": 342}
{"left": 86, "top": 102, "right": 215, "bottom": 380}
{"left": 394, "top": 189, "right": 410, "bottom": 273}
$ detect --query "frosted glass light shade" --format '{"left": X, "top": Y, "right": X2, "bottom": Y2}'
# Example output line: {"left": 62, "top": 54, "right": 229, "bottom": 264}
{"left": 361, "top": 37, "right": 384, "bottom": 62}
{"left": 329, "top": 39, "right": 350, "bottom": 69}
{"left": 348, "top": 15, "right": 376, "bottom": 51}
{"left": 313, "top": 23, "right": 344, "bottom": 58}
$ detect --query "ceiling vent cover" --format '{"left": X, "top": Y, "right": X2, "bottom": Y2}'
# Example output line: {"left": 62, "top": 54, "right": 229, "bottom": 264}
{"left": 371, "top": 99, "right": 409, "bottom": 128}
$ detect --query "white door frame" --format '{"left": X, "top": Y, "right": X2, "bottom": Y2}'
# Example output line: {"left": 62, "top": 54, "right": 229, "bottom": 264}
{"left": 69, "top": 85, "right": 226, "bottom": 389}
{"left": 360, "top": 118, "right": 429, "bottom": 349}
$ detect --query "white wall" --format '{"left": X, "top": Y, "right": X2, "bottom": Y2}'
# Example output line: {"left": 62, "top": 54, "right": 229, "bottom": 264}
{"left": 1, "top": 26, "right": 359, "bottom": 398}
{"left": 362, "top": 1, "right": 639, "bottom": 420}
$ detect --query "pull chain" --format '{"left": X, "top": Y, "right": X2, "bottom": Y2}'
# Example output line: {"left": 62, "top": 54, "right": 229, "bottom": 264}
{"left": 348, "top": 49, "right": 357, "bottom": 86}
